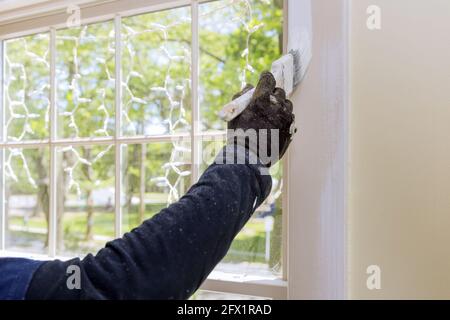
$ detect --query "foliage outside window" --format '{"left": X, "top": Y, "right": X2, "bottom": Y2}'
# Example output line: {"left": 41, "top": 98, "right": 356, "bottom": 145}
{"left": 1, "top": 0, "right": 284, "bottom": 277}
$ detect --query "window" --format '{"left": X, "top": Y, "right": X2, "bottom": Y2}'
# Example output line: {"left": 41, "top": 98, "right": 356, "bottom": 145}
{"left": 0, "top": 0, "right": 287, "bottom": 298}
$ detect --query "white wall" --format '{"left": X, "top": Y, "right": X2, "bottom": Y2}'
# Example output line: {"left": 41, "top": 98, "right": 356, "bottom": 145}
{"left": 288, "top": 0, "right": 348, "bottom": 299}
{"left": 349, "top": 0, "right": 450, "bottom": 299}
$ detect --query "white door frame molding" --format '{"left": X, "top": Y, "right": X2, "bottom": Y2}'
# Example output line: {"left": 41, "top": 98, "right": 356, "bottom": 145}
{"left": 287, "top": 0, "right": 349, "bottom": 299}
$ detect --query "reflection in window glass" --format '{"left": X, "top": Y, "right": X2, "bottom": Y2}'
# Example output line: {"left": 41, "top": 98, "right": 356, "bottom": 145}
{"left": 199, "top": 0, "right": 283, "bottom": 131}
{"left": 1, "top": 0, "right": 284, "bottom": 280}
{"left": 223, "top": 162, "right": 283, "bottom": 277}
{"left": 4, "top": 34, "right": 50, "bottom": 141}
{"left": 5, "top": 148, "right": 49, "bottom": 254}
{"left": 122, "top": 141, "right": 191, "bottom": 233}
{"left": 121, "top": 7, "right": 191, "bottom": 136}
{"left": 57, "top": 145, "right": 115, "bottom": 256}
{"left": 56, "top": 22, "right": 115, "bottom": 138}
{"left": 202, "top": 138, "right": 283, "bottom": 277}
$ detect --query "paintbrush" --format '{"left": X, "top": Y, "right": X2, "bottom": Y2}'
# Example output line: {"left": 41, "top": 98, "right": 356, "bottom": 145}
{"left": 218, "top": 47, "right": 311, "bottom": 122}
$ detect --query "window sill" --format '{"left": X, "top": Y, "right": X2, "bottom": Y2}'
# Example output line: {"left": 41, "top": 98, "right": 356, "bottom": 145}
{"left": 1, "top": 249, "right": 287, "bottom": 299}
{"left": 202, "top": 271, "right": 287, "bottom": 300}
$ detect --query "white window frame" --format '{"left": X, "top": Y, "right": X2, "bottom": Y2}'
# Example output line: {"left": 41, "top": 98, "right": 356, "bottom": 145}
{"left": 0, "top": 0, "right": 290, "bottom": 299}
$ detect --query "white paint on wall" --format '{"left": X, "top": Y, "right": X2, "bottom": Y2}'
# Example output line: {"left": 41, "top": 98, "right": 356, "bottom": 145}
{"left": 287, "top": 0, "right": 312, "bottom": 83}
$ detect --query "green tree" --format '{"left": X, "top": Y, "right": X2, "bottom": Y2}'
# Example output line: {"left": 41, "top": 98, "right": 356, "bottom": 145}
{"left": 5, "top": 0, "right": 284, "bottom": 269}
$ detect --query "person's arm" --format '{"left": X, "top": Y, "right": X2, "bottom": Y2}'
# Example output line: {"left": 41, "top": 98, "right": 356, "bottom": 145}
{"left": 26, "top": 71, "right": 296, "bottom": 300}
{"left": 26, "top": 146, "right": 271, "bottom": 300}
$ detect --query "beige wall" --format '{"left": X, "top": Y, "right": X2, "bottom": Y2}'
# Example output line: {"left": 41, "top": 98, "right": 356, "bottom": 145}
{"left": 350, "top": 0, "right": 450, "bottom": 298}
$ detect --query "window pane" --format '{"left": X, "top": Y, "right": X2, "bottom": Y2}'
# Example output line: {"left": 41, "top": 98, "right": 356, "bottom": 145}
{"left": 4, "top": 148, "right": 49, "bottom": 254}
{"left": 122, "top": 141, "right": 191, "bottom": 233}
{"left": 202, "top": 138, "right": 283, "bottom": 278}
{"left": 56, "top": 145, "right": 115, "bottom": 256}
{"left": 56, "top": 21, "right": 115, "bottom": 138}
{"left": 121, "top": 7, "right": 191, "bottom": 136}
{"left": 200, "top": 135, "right": 226, "bottom": 173}
{"left": 0, "top": 1, "right": 285, "bottom": 285}
{"left": 4, "top": 33, "right": 50, "bottom": 141}
{"left": 199, "top": 0, "right": 283, "bottom": 131}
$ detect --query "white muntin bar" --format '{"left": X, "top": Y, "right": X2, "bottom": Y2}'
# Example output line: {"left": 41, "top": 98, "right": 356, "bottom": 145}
{"left": 0, "top": 132, "right": 226, "bottom": 149}
{"left": 114, "top": 14, "right": 123, "bottom": 238}
{"left": 0, "top": 139, "right": 50, "bottom": 148}
{"left": 48, "top": 27, "right": 57, "bottom": 257}
{"left": 0, "top": 40, "right": 5, "bottom": 250}
{"left": 190, "top": 0, "right": 201, "bottom": 185}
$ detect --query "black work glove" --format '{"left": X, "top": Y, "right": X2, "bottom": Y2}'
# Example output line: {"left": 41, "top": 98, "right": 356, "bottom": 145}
{"left": 227, "top": 71, "right": 297, "bottom": 167}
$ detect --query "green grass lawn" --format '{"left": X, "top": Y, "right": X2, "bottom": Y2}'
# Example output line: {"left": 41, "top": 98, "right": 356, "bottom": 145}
{"left": 8, "top": 206, "right": 272, "bottom": 265}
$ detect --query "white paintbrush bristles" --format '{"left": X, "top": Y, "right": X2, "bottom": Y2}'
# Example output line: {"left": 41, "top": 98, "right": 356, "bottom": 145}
{"left": 219, "top": 51, "right": 299, "bottom": 122}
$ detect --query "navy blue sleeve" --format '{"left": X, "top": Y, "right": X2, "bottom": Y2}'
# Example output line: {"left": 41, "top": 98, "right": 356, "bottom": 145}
{"left": 0, "top": 258, "right": 44, "bottom": 300}
{"left": 26, "top": 147, "right": 272, "bottom": 300}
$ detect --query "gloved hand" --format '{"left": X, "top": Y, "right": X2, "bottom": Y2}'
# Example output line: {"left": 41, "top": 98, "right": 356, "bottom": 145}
{"left": 228, "top": 71, "right": 297, "bottom": 167}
